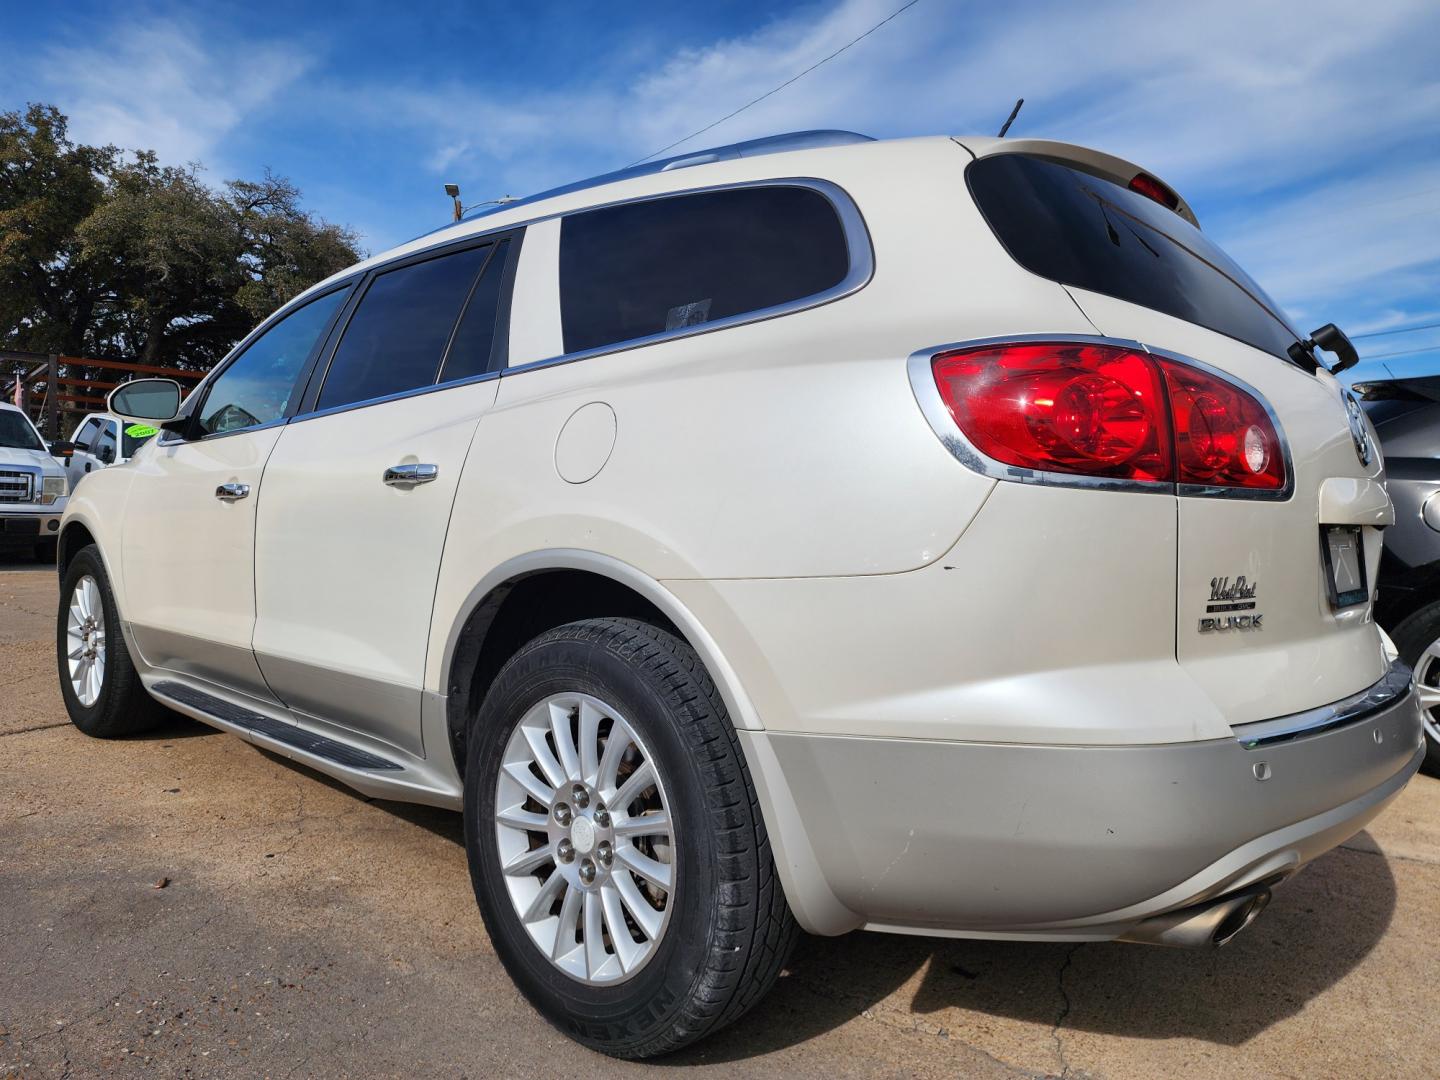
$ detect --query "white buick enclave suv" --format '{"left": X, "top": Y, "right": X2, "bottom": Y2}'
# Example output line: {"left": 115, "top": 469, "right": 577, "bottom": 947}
{"left": 57, "top": 130, "right": 1424, "bottom": 1058}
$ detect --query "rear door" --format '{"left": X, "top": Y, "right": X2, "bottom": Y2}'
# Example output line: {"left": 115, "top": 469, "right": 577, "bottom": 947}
{"left": 251, "top": 235, "right": 515, "bottom": 756}
{"left": 967, "top": 150, "right": 1389, "bottom": 722}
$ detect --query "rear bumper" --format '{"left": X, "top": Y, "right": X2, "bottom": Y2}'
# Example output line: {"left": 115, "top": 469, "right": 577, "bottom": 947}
{"left": 748, "top": 663, "right": 1423, "bottom": 938}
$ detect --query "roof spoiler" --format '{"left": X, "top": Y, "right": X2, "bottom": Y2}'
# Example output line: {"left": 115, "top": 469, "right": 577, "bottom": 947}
{"left": 955, "top": 136, "right": 1200, "bottom": 228}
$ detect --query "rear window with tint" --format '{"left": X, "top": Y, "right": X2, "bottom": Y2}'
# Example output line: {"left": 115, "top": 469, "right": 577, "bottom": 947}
{"left": 967, "top": 154, "right": 1304, "bottom": 363}
{"left": 558, "top": 185, "right": 851, "bottom": 355}
{"left": 317, "top": 243, "right": 493, "bottom": 412}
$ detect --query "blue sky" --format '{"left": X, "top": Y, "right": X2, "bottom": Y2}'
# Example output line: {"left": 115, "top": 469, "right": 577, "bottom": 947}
{"left": 4, "top": 0, "right": 1438, "bottom": 380}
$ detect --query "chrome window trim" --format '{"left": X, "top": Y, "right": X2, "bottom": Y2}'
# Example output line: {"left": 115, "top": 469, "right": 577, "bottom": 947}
{"left": 505, "top": 176, "right": 875, "bottom": 378}
{"left": 905, "top": 333, "right": 1295, "bottom": 500}
{"left": 1232, "top": 660, "right": 1415, "bottom": 747}
{"left": 290, "top": 369, "right": 504, "bottom": 425}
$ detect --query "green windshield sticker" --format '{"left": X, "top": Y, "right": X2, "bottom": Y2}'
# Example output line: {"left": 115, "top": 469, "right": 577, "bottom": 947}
{"left": 124, "top": 424, "right": 159, "bottom": 439}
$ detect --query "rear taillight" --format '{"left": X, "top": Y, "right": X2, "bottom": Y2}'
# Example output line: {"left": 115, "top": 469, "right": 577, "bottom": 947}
{"left": 929, "top": 342, "right": 1285, "bottom": 492}
{"left": 1159, "top": 359, "right": 1286, "bottom": 490}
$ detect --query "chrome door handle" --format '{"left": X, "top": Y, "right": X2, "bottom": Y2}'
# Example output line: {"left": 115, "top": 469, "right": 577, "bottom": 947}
{"left": 215, "top": 482, "right": 250, "bottom": 501}
{"left": 383, "top": 463, "right": 439, "bottom": 487}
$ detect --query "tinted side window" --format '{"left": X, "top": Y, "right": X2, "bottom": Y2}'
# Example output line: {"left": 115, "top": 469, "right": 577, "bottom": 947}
{"left": 967, "top": 154, "right": 1303, "bottom": 363}
{"left": 317, "top": 244, "right": 491, "bottom": 411}
{"left": 559, "top": 186, "right": 851, "bottom": 354}
{"left": 74, "top": 417, "right": 102, "bottom": 449}
{"left": 198, "top": 287, "right": 350, "bottom": 436}
{"left": 94, "top": 421, "right": 117, "bottom": 463}
{"left": 438, "top": 240, "right": 509, "bottom": 384}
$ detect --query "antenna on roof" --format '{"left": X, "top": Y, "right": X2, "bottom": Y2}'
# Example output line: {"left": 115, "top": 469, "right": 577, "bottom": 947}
{"left": 997, "top": 98, "right": 1024, "bottom": 138}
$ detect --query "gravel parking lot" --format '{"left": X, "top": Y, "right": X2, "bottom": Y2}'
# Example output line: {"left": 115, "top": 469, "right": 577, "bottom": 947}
{"left": 2, "top": 562, "right": 1438, "bottom": 1079}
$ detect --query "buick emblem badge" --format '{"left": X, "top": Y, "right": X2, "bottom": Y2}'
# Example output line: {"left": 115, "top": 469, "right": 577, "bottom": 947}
{"left": 1343, "top": 391, "right": 1372, "bottom": 467}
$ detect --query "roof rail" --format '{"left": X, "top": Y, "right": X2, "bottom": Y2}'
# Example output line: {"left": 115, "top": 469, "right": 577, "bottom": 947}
{"left": 456, "top": 129, "right": 874, "bottom": 225}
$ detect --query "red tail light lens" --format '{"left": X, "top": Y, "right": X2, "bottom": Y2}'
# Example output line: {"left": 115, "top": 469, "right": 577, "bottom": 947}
{"left": 932, "top": 343, "right": 1170, "bottom": 481}
{"left": 929, "top": 342, "right": 1285, "bottom": 491}
{"left": 1159, "top": 359, "right": 1285, "bottom": 490}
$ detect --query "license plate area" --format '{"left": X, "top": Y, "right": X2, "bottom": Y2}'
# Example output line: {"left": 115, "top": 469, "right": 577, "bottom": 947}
{"left": 1321, "top": 525, "right": 1367, "bottom": 609}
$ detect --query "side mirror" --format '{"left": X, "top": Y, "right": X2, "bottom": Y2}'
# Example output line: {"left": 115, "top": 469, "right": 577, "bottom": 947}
{"left": 108, "top": 378, "right": 182, "bottom": 422}
{"left": 49, "top": 440, "right": 76, "bottom": 459}
{"left": 1290, "top": 323, "right": 1360, "bottom": 375}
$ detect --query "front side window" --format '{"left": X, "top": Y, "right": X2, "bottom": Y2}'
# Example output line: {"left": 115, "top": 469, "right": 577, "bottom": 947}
{"left": 316, "top": 243, "right": 493, "bottom": 412}
{"left": 196, "top": 286, "right": 351, "bottom": 436}
{"left": 73, "top": 417, "right": 103, "bottom": 451}
{"left": 0, "top": 410, "right": 44, "bottom": 451}
{"left": 558, "top": 185, "right": 852, "bottom": 355}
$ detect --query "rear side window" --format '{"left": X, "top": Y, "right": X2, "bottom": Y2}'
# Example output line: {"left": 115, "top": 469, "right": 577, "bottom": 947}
{"left": 94, "top": 421, "right": 118, "bottom": 463}
{"left": 316, "top": 243, "right": 492, "bottom": 412}
{"left": 559, "top": 185, "right": 851, "bottom": 355}
{"left": 967, "top": 155, "right": 1304, "bottom": 363}
{"left": 438, "top": 239, "right": 510, "bottom": 385}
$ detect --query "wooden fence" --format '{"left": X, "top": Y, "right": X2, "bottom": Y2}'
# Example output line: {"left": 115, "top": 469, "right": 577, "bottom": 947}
{"left": 2, "top": 350, "right": 206, "bottom": 438}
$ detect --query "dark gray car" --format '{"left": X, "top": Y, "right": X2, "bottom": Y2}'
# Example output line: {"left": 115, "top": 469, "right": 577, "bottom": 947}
{"left": 1359, "top": 375, "right": 1440, "bottom": 774}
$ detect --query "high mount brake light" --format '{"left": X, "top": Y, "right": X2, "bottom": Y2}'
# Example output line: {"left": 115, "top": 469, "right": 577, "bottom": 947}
{"left": 1128, "top": 172, "right": 1180, "bottom": 211}
{"left": 929, "top": 342, "right": 1285, "bottom": 492}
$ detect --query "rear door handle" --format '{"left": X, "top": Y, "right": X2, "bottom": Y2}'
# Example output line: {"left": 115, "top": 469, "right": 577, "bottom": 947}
{"left": 383, "top": 463, "right": 439, "bottom": 487}
{"left": 215, "top": 482, "right": 250, "bottom": 501}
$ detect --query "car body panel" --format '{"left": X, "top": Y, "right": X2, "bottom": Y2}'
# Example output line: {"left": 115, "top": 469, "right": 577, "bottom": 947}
{"left": 1067, "top": 290, "right": 1390, "bottom": 723}
{"left": 121, "top": 426, "right": 282, "bottom": 700}
{"left": 252, "top": 378, "right": 499, "bottom": 756}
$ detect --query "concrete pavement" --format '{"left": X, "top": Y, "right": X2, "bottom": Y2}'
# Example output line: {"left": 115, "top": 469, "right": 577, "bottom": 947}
{"left": 2, "top": 565, "right": 1437, "bottom": 1078}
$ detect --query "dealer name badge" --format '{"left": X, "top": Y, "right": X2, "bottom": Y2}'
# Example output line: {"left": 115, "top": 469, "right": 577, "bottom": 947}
{"left": 1199, "top": 575, "right": 1263, "bottom": 632}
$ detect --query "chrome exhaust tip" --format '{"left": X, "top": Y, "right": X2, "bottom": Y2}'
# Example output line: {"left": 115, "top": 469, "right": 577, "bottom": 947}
{"left": 1118, "top": 887, "right": 1272, "bottom": 949}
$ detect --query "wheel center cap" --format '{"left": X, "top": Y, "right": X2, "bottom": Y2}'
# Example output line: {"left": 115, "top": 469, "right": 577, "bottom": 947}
{"left": 570, "top": 815, "right": 596, "bottom": 855}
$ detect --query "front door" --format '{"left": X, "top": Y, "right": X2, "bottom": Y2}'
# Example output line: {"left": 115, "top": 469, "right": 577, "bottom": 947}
{"left": 121, "top": 285, "right": 353, "bottom": 700}
{"left": 252, "top": 236, "right": 513, "bottom": 756}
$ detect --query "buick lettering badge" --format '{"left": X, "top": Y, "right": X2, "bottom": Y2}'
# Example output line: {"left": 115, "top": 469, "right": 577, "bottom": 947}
{"left": 1200, "top": 575, "right": 1263, "bottom": 632}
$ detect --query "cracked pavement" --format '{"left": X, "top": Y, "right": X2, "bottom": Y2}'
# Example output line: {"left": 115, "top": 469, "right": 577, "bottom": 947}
{"left": 2, "top": 562, "right": 1438, "bottom": 1078}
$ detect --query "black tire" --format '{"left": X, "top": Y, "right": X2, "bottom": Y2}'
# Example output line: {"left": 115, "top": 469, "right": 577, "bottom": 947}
{"left": 1391, "top": 601, "right": 1440, "bottom": 777}
{"left": 463, "top": 617, "right": 798, "bottom": 1059}
{"left": 56, "top": 544, "right": 167, "bottom": 738}
{"left": 34, "top": 537, "right": 57, "bottom": 563}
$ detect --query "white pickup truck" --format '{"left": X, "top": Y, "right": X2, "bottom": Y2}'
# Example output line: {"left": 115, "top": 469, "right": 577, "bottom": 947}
{"left": 0, "top": 401, "right": 70, "bottom": 560}
{"left": 64, "top": 411, "right": 158, "bottom": 489}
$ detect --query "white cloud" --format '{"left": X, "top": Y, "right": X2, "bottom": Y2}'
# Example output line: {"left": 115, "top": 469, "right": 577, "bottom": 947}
{"left": 1214, "top": 163, "right": 1440, "bottom": 307}
{"left": 27, "top": 18, "right": 312, "bottom": 171}
{"left": 8, "top": 0, "right": 1436, "bottom": 332}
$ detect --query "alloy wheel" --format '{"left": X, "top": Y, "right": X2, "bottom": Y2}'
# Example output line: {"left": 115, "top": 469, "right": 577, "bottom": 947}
{"left": 494, "top": 692, "right": 676, "bottom": 985}
{"left": 66, "top": 574, "right": 106, "bottom": 707}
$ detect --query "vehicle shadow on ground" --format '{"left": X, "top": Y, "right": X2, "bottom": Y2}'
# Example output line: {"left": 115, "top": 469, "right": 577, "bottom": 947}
{"left": 674, "top": 838, "right": 1397, "bottom": 1063}
{"left": 227, "top": 733, "right": 1398, "bottom": 1062}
